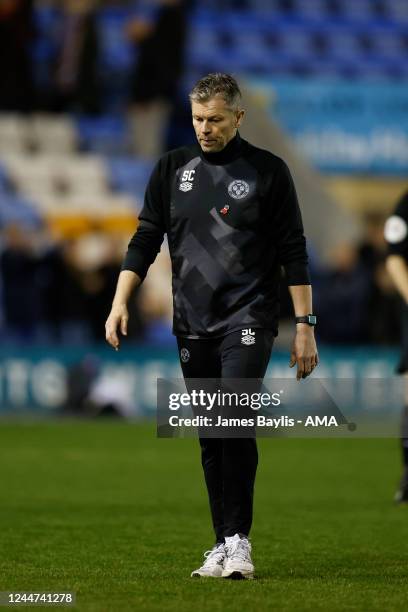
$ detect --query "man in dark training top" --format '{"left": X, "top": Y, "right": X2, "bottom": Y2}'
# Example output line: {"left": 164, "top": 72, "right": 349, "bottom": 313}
{"left": 106, "top": 73, "right": 318, "bottom": 579}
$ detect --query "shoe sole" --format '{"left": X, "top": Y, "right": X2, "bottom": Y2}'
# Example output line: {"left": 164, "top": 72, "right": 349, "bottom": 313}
{"left": 191, "top": 572, "right": 222, "bottom": 578}
{"left": 222, "top": 570, "right": 254, "bottom": 580}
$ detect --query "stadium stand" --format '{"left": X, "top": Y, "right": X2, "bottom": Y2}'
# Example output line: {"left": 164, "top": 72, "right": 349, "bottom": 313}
{"left": 107, "top": 158, "right": 153, "bottom": 203}
{"left": 0, "top": 0, "right": 406, "bottom": 346}
{"left": 0, "top": 195, "right": 42, "bottom": 229}
{"left": 0, "top": 116, "right": 30, "bottom": 154}
{"left": 76, "top": 115, "right": 132, "bottom": 155}
{"left": 1, "top": 0, "right": 406, "bottom": 225}
{"left": 27, "top": 1, "right": 408, "bottom": 110}
{"left": 0, "top": 0, "right": 406, "bottom": 228}
{"left": 30, "top": 115, "right": 78, "bottom": 154}
{"left": 0, "top": 115, "right": 143, "bottom": 235}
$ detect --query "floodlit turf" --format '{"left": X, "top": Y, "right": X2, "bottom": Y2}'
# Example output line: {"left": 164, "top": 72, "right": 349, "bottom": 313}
{"left": 0, "top": 421, "right": 408, "bottom": 611}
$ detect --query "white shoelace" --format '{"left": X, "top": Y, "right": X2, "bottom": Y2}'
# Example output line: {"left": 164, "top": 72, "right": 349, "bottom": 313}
{"left": 201, "top": 544, "right": 225, "bottom": 568}
{"left": 226, "top": 539, "right": 251, "bottom": 563}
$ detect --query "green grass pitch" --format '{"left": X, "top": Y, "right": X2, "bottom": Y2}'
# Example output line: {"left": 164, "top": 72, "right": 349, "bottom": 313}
{"left": 1, "top": 421, "right": 408, "bottom": 611}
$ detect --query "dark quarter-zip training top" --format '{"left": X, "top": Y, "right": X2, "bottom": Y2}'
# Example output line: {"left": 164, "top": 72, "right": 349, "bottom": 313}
{"left": 122, "top": 133, "right": 310, "bottom": 339}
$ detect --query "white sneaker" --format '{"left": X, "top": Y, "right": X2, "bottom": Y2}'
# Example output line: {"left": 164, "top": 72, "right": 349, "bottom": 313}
{"left": 222, "top": 533, "right": 254, "bottom": 579}
{"left": 191, "top": 543, "right": 226, "bottom": 578}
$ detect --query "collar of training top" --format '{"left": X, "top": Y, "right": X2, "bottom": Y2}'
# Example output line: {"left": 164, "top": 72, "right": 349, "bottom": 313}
{"left": 197, "top": 132, "right": 244, "bottom": 165}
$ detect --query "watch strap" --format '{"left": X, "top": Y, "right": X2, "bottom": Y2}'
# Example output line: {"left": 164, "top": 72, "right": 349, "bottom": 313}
{"left": 295, "top": 314, "right": 317, "bottom": 326}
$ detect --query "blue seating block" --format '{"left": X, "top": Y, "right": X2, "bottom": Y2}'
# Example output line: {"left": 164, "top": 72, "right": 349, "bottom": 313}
{"left": 97, "top": 8, "right": 134, "bottom": 72}
{"left": 107, "top": 158, "right": 154, "bottom": 200}
{"left": 0, "top": 164, "right": 12, "bottom": 194}
{"left": 0, "top": 196, "right": 43, "bottom": 228}
{"left": 76, "top": 115, "right": 132, "bottom": 155}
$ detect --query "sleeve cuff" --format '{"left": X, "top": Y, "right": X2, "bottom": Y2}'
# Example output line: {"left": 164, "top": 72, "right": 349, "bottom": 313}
{"left": 283, "top": 261, "right": 311, "bottom": 285}
{"left": 121, "top": 251, "right": 149, "bottom": 281}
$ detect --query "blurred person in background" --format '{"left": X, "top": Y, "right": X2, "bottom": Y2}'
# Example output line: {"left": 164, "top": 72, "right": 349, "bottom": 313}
{"left": 126, "top": 0, "right": 188, "bottom": 158}
{"left": 52, "top": 238, "right": 91, "bottom": 343}
{"left": 58, "top": 232, "right": 144, "bottom": 344}
{"left": 384, "top": 191, "right": 408, "bottom": 503}
{"left": 0, "top": 0, "right": 34, "bottom": 112}
{"left": 314, "top": 242, "right": 371, "bottom": 345}
{"left": 0, "top": 224, "right": 41, "bottom": 342}
{"left": 51, "top": 0, "right": 101, "bottom": 114}
{"left": 359, "top": 213, "right": 401, "bottom": 345}
{"left": 315, "top": 217, "right": 401, "bottom": 346}
{"left": 0, "top": 227, "right": 144, "bottom": 345}
{"left": 77, "top": 231, "right": 145, "bottom": 342}
{"left": 105, "top": 73, "right": 318, "bottom": 579}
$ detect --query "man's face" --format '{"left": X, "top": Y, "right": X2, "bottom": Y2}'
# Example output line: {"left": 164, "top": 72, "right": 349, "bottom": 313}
{"left": 192, "top": 96, "right": 244, "bottom": 153}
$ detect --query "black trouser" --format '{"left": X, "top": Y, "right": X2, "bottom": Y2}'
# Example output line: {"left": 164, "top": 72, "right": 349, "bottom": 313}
{"left": 177, "top": 329, "right": 274, "bottom": 543}
{"left": 397, "top": 304, "right": 408, "bottom": 473}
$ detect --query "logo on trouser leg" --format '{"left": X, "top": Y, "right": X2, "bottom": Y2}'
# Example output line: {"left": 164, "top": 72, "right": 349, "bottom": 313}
{"left": 241, "top": 329, "right": 256, "bottom": 345}
{"left": 180, "top": 348, "right": 190, "bottom": 362}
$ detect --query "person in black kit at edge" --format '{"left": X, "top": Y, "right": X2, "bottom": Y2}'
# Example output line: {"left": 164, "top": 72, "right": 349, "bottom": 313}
{"left": 384, "top": 191, "right": 408, "bottom": 503}
{"left": 106, "top": 74, "right": 319, "bottom": 579}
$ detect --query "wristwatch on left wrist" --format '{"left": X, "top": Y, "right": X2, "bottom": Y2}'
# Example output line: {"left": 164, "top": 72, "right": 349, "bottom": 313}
{"left": 295, "top": 314, "right": 317, "bottom": 326}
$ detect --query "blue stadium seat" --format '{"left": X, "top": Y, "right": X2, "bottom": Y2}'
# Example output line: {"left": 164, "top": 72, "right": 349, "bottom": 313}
{"left": 32, "top": 6, "right": 59, "bottom": 90}
{"left": 32, "top": 5, "right": 59, "bottom": 62}
{"left": 107, "top": 158, "right": 153, "bottom": 201}
{"left": 0, "top": 196, "right": 43, "bottom": 228}
{"left": 335, "top": 0, "right": 376, "bottom": 22}
{"left": 97, "top": 8, "right": 134, "bottom": 72}
{"left": 386, "top": 0, "right": 408, "bottom": 24}
{"left": 370, "top": 27, "right": 407, "bottom": 58}
{"left": 324, "top": 27, "right": 364, "bottom": 60}
{"left": 187, "top": 26, "right": 225, "bottom": 66}
{"left": 0, "top": 164, "right": 12, "bottom": 194}
{"left": 277, "top": 27, "right": 317, "bottom": 59}
{"left": 76, "top": 115, "right": 132, "bottom": 155}
{"left": 291, "top": 0, "right": 331, "bottom": 22}
{"left": 229, "top": 31, "right": 271, "bottom": 64}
